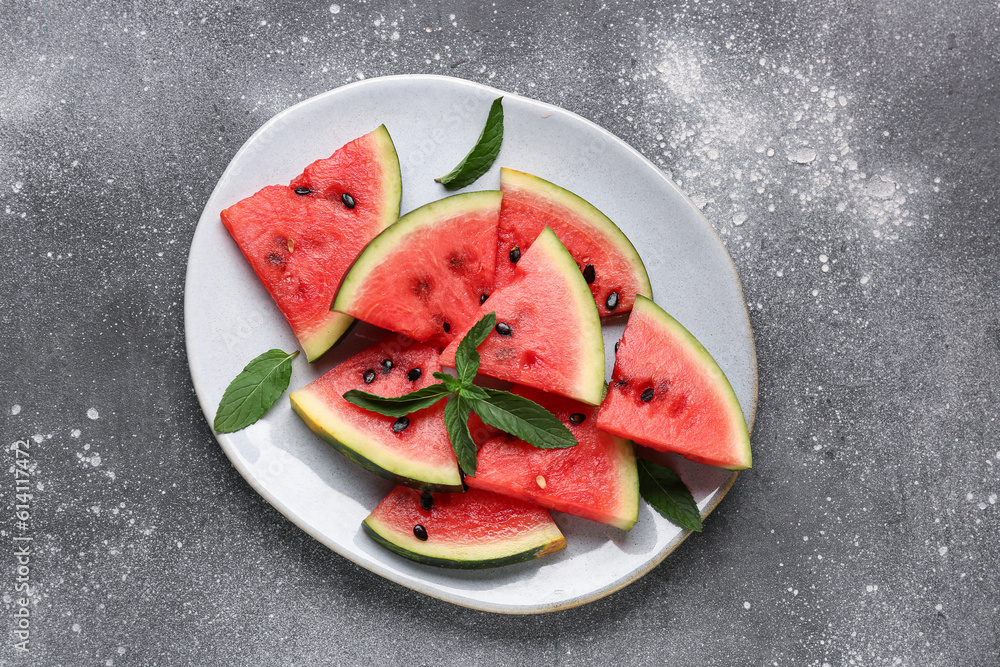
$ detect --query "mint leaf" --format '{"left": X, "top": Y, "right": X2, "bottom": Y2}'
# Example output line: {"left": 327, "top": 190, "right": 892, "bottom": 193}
{"left": 435, "top": 97, "right": 504, "bottom": 189}
{"left": 214, "top": 349, "right": 299, "bottom": 433}
{"left": 443, "top": 394, "right": 478, "bottom": 476}
{"left": 343, "top": 383, "right": 451, "bottom": 417}
{"left": 454, "top": 312, "right": 496, "bottom": 385}
{"left": 637, "top": 459, "right": 702, "bottom": 532}
{"left": 458, "top": 384, "right": 490, "bottom": 402}
{"left": 432, "top": 371, "right": 464, "bottom": 394}
{"left": 469, "top": 388, "right": 577, "bottom": 449}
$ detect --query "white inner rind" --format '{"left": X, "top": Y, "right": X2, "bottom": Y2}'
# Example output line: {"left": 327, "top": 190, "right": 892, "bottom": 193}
{"left": 364, "top": 515, "right": 566, "bottom": 563}
{"left": 289, "top": 389, "right": 463, "bottom": 488}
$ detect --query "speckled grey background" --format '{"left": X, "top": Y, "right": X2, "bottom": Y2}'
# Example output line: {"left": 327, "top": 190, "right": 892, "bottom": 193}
{"left": 2, "top": 0, "right": 998, "bottom": 665}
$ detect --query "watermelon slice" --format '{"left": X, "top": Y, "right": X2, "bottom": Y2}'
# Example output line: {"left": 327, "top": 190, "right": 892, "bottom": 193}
{"left": 439, "top": 226, "right": 605, "bottom": 406}
{"left": 363, "top": 485, "right": 566, "bottom": 569}
{"left": 289, "top": 334, "right": 463, "bottom": 491}
{"left": 467, "top": 386, "right": 639, "bottom": 531}
{"left": 596, "top": 295, "right": 752, "bottom": 470}
{"left": 495, "top": 168, "right": 652, "bottom": 316}
{"left": 333, "top": 191, "right": 501, "bottom": 348}
{"left": 221, "top": 125, "right": 401, "bottom": 361}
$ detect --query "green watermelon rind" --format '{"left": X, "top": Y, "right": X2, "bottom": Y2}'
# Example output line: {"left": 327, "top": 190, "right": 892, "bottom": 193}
{"left": 296, "top": 124, "right": 403, "bottom": 362}
{"left": 361, "top": 513, "right": 566, "bottom": 570}
{"left": 367, "top": 124, "right": 404, "bottom": 230}
{"left": 289, "top": 389, "right": 464, "bottom": 492}
{"left": 518, "top": 227, "right": 606, "bottom": 406}
{"left": 630, "top": 294, "right": 751, "bottom": 470}
{"left": 501, "top": 168, "right": 653, "bottom": 306}
{"left": 332, "top": 190, "right": 502, "bottom": 317}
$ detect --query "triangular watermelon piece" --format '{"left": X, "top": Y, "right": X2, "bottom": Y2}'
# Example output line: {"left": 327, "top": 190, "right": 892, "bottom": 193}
{"left": 495, "top": 168, "right": 652, "bottom": 316}
{"left": 596, "top": 295, "right": 752, "bottom": 470}
{"left": 221, "top": 125, "right": 401, "bottom": 361}
{"left": 289, "top": 334, "right": 462, "bottom": 491}
{"left": 466, "top": 386, "right": 639, "bottom": 531}
{"left": 333, "top": 191, "right": 501, "bottom": 348}
{"left": 363, "top": 485, "right": 566, "bottom": 569}
{"left": 439, "top": 226, "right": 605, "bottom": 406}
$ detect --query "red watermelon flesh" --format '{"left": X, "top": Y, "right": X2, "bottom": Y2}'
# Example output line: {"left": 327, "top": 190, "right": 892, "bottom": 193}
{"left": 439, "top": 227, "right": 605, "bottom": 406}
{"left": 333, "top": 191, "right": 501, "bottom": 348}
{"left": 221, "top": 125, "right": 401, "bottom": 361}
{"left": 467, "top": 386, "right": 639, "bottom": 531}
{"left": 495, "top": 168, "right": 652, "bottom": 317}
{"left": 289, "top": 334, "right": 462, "bottom": 491}
{"left": 596, "top": 295, "right": 752, "bottom": 470}
{"left": 362, "top": 485, "right": 566, "bottom": 568}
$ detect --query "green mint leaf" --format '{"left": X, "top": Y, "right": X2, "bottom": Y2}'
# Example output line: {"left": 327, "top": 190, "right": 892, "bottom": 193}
{"left": 454, "top": 312, "right": 496, "bottom": 385}
{"left": 342, "top": 383, "right": 451, "bottom": 418}
{"left": 434, "top": 97, "right": 504, "bottom": 189}
{"left": 469, "top": 388, "right": 577, "bottom": 449}
{"left": 637, "top": 459, "right": 702, "bottom": 532}
{"left": 458, "top": 384, "right": 490, "bottom": 402}
{"left": 432, "top": 372, "right": 464, "bottom": 395}
{"left": 214, "top": 349, "right": 299, "bottom": 433}
{"left": 443, "top": 394, "right": 478, "bottom": 476}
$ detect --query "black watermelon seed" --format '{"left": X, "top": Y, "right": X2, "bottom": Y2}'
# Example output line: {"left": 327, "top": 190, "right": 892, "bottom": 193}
{"left": 413, "top": 524, "right": 428, "bottom": 541}
{"left": 569, "top": 413, "right": 586, "bottom": 425}
{"left": 443, "top": 321, "right": 451, "bottom": 333}
{"left": 293, "top": 186, "right": 311, "bottom": 195}
{"left": 640, "top": 388, "right": 655, "bottom": 402}
{"left": 341, "top": 192, "right": 356, "bottom": 209}
{"left": 392, "top": 416, "right": 410, "bottom": 433}
{"left": 606, "top": 291, "right": 619, "bottom": 310}
{"left": 509, "top": 246, "right": 521, "bottom": 263}
{"left": 495, "top": 322, "right": 512, "bottom": 336}
{"left": 480, "top": 293, "right": 489, "bottom": 305}
{"left": 616, "top": 379, "right": 628, "bottom": 387}
{"left": 381, "top": 358, "right": 393, "bottom": 373}
{"left": 407, "top": 368, "right": 422, "bottom": 382}
{"left": 420, "top": 492, "right": 433, "bottom": 511}
{"left": 583, "top": 264, "right": 596, "bottom": 284}
{"left": 615, "top": 341, "right": 620, "bottom": 353}
{"left": 362, "top": 369, "right": 376, "bottom": 384}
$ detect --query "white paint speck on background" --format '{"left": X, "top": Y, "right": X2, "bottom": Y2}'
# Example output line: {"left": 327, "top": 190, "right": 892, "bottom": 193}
{"left": 743, "top": 601, "right": 751, "bottom": 610}
{"left": 10, "top": 404, "right": 20, "bottom": 415}
{"left": 87, "top": 407, "right": 99, "bottom": 420}
{"left": 938, "top": 546, "right": 949, "bottom": 556}
{"left": 329, "top": 3, "right": 340, "bottom": 13}
{"left": 71, "top": 429, "right": 81, "bottom": 438}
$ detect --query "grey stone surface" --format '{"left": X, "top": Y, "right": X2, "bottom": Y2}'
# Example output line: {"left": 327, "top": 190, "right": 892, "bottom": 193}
{"left": 1, "top": 0, "right": 998, "bottom": 665}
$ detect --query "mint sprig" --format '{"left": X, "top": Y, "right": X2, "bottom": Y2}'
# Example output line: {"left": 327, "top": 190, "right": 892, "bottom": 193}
{"left": 637, "top": 459, "right": 702, "bottom": 532}
{"left": 444, "top": 394, "right": 478, "bottom": 475}
{"left": 342, "top": 312, "right": 577, "bottom": 475}
{"left": 214, "top": 349, "right": 299, "bottom": 433}
{"left": 342, "top": 383, "right": 453, "bottom": 418}
{"left": 435, "top": 97, "right": 504, "bottom": 190}
{"left": 468, "top": 388, "right": 576, "bottom": 450}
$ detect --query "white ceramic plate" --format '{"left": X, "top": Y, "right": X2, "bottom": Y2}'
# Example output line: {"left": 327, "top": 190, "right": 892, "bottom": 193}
{"left": 185, "top": 74, "right": 757, "bottom": 614}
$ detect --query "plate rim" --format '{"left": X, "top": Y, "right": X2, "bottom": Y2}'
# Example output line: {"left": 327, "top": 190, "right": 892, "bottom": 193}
{"left": 183, "top": 73, "right": 758, "bottom": 614}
